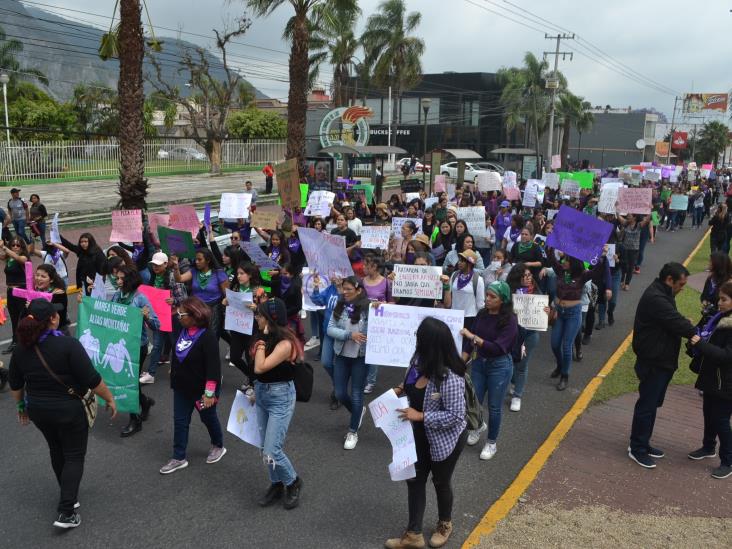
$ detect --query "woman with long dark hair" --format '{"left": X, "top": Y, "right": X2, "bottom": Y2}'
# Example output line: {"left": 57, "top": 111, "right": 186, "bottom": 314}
{"left": 443, "top": 233, "right": 485, "bottom": 276}
{"left": 327, "top": 276, "right": 370, "bottom": 450}
{"left": 386, "top": 317, "right": 467, "bottom": 549}
{"left": 701, "top": 251, "right": 732, "bottom": 318}
{"left": 0, "top": 236, "right": 30, "bottom": 354}
{"left": 432, "top": 220, "right": 454, "bottom": 266}
{"left": 29, "top": 264, "right": 69, "bottom": 333}
{"left": 251, "top": 297, "right": 304, "bottom": 510}
{"left": 226, "top": 263, "right": 263, "bottom": 387}
{"left": 58, "top": 232, "right": 106, "bottom": 295}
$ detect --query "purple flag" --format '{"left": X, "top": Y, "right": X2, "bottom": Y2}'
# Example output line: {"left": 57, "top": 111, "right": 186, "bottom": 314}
{"left": 203, "top": 203, "right": 211, "bottom": 231}
{"left": 546, "top": 205, "right": 613, "bottom": 264}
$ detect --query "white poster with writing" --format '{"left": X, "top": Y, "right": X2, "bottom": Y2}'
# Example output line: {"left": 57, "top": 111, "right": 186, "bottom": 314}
{"left": 304, "top": 191, "right": 335, "bottom": 217}
{"left": 369, "top": 389, "right": 417, "bottom": 481}
{"left": 456, "top": 207, "right": 487, "bottom": 238}
{"left": 224, "top": 289, "right": 254, "bottom": 335}
{"left": 226, "top": 390, "right": 261, "bottom": 448}
{"left": 360, "top": 225, "right": 392, "bottom": 250}
{"left": 219, "top": 193, "right": 252, "bottom": 219}
{"left": 391, "top": 217, "right": 423, "bottom": 236}
{"left": 512, "top": 294, "right": 549, "bottom": 331}
{"left": 392, "top": 264, "right": 443, "bottom": 300}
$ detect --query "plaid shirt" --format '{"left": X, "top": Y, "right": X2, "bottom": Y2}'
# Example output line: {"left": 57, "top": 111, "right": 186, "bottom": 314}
{"left": 422, "top": 370, "right": 467, "bottom": 461}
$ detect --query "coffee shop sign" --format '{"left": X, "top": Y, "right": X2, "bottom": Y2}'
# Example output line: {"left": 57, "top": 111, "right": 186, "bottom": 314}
{"left": 319, "top": 106, "right": 373, "bottom": 148}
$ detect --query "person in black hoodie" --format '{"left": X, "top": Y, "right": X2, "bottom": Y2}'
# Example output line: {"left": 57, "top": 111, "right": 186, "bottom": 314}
{"left": 628, "top": 262, "right": 697, "bottom": 469}
{"left": 57, "top": 232, "right": 106, "bottom": 295}
{"left": 687, "top": 280, "right": 732, "bottom": 480}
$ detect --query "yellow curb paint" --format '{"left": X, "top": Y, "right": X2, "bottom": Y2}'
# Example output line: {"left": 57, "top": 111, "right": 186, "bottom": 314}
{"left": 462, "top": 229, "right": 710, "bottom": 549}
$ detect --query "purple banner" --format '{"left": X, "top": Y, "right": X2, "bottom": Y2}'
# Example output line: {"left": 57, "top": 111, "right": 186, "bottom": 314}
{"left": 546, "top": 205, "right": 613, "bottom": 264}
{"left": 204, "top": 203, "right": 211, "bottom": 231}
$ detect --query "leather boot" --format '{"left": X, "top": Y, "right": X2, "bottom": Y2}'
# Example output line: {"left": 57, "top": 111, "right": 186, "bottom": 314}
{"left": 384, "top": 531, "right": 426, "bottom": 549}
{"left": 283, "top": 477, "right": 302, "bottom": 510}
{"left": 557, "top": 375, "right": 569, "bottom": 391}
{"left": 120, "top": 415, "right": 142, "bottom": 437}
{"left": 550, "top": 367, "right": 560, "bottom": 378}
{"left": 429, "top": 521, "right": 453, "bottom": 548}
{"left": 258, "top": 482, "right": 284, "bottom": 507}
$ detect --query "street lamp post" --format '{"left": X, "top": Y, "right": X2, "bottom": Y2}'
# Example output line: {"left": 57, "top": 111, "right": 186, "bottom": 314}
{"left": 421, "top": 97, "right": 432, "bottom": 192}
{"left": 0, "top": 72, "right": 10, "bottom": 146}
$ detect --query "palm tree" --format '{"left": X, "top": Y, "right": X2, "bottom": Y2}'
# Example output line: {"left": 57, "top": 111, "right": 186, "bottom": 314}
{"left": 361, "top": 0, "right": 424, "bottom": 145}
{"left": 246, "top": 0, "right": 358, "bottom": 168}
{"left": 0, "top": 25, "right": 48, "bottom": 98}
{"left": 556, "top": 91, "right": 593, "bottom": 170}
{"left": 697, "top": 120, "right": 730, "bottom": 166}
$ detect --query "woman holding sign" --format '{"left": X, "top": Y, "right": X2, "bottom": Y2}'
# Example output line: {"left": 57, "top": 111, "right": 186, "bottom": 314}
{"left": 0, "top": 236, "right": 30, "bottom": 354}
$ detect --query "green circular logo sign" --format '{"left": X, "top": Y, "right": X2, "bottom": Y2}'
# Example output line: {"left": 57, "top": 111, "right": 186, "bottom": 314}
{"left": 319, "top": 106, "right": 372, "bottom": 148}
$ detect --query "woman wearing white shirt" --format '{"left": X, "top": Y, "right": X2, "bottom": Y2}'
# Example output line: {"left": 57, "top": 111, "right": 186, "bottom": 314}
{"left": 443, "top": 249, "right": 485, "bottom": 329}
{"left": 345, "top": 206, "right": 362, "bottom": 235}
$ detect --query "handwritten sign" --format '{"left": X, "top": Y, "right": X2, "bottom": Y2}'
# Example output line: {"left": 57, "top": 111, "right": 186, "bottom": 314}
{"left": 391, "top": 264, "right": 443, "bottom": 300}
{"left": 366, "top": 304, "right": 463, "bottom": 367}
{"left": 276, "top": 157, "right": 301, "bottom": 209}
{"left": 560, "top": 179, "right": 580, "bottom": 198}
{"left": 219, "top": 193, "right": 252, "bottom": 219}
{"left": 504, "top": 187, "right": 520, "bottom": 201}
{"left": 546, "top": 205, "right": 613, "bottom": 263}
{"left": 240, "top": 241, "right": 280, "bottom": 271}
{"left": 304, "top": 191, "right": 335, "bottom": 217}
{"left": 226, "top": 389, "right": 261, "bottom": 448}
{"left": 168, "top": 205, "right": 199, "bottom": 237}
{"left": 551, "top": 154, "right": 561, "bottom": 170}
{"left": 224, "top": 289, "right": 254, "bottom": 335}
{"left": 434, "top": 175, "right": 446, "bottom": 193}
{"left": 360, "top": 225, "right": 391, "bottom": 250}
{"left": 477, "top": 171, "right": 502, "bottom": 192}
{"left": 670, "top": 194, "right": 688, "bottom": 210}
{"left": 110, "top": 209, "right": 142, "bottom": 242}
{"left": 598, "top": 182, "right": 622, "bottom": 214}
{"left": 617, "top": 187, "right": 652, "bottom": 215}
{"left": 503, "top": 171, "right": 517, "bottom": 188}
{"left": 249, "top": 210, "right": 279, "bottom": 230}
{"left": 391, "top": 217, "right": 422, "bottom": 236}
{"left": 457, "top": 207, "right": 487, "bottom": 238}
{"left": 138, "top": 285, "right": 172, "bottom": 332}
{"left": 158, "top": 226, "right": 196, "bottom": 260}
{"left": 49, "top": 213, "right": 61, "bottom": 244}
{"left": 369, "top": 389, "right": 417, "bottom": 481}
{"left": 297, "top": 227, "right": 354, "bottom": 279}
{"left": 512, "top": 294, "right": 549, "bottom": 331}
{"left": 148, "top": 213, "right": 169, "bottom": 245}
{"left": 523, "top": 180, "right": 544, "bottom": 208}
{"left": 543, "top": 172, "right": 560, "bottom": 190}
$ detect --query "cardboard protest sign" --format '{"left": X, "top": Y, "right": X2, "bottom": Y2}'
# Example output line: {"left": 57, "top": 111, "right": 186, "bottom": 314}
{"left": 369, "top": 389, "right": 417, "bottom": 481}
{"left": 276, "top": 157, "right": 301, "bottom": 209}
{"left": 503, "top": 171, "right": 517, "bottom": 188}
{"left": 434, "top": 175, "right": 446, "bottom": 193}
{"left": 477, "top": 171, "right": 502, "bottom": 192}
{"left": 138, "top": 285, "right": 172, "bottom": 332}
{"left": 598, "top": 183, "right": 622, "bottom": 214}
{"left": 551, "top": 154, "right": 561, "bottom": 170}
{"left": 670, "top": 194, "right": 689, "bottom": 210}
{"left": 304, "top": 191, "right": 335, "bottom": 217}
{"left": 157, "top": 226, "right": 196, "bottom": 260}
{"left": 110, "top": 209, "right": 142, "bottom": 242}
{"left": 617, "top": 187, "right": 652, "bottom": 215}
{"left": 219, "top": 193, "right": 252, "bottom": 219}
{"left": 504, "top": 187, "right": 520, "bottom": 201}
{"left": 360, "top": 225, "right": 391, "bottom": 250}
{"left": 546, "top": 205, "right": 613, "bottom": 264}
{"left": 457, "top": 207, "right": 487, "bottom": 238}
{"left": 250, "top": 210, "right": 280, "bottom": 230}
{"left": 240, "top": 241, "right": 280, "bottom": 271}
{"left": 148, "top": 213, "right": 169, "bottom": 245}
{"left": 297, "top": 227, "right": 354, "bottom": 279}
{"left": 366, "top": 303, "right": 463, "bottom": 367}
{"left": 543, "top": 172, "right": 560, "bottom": 190}
{"left": 391, "top": 217, "right": 422, "bottom": 236}
{"left": 391, "top": 264, "right": 443, "bottom": 300}
{"left": 512, "top": 294, "right": 549, "bottom": 331}
{"left": 301, "top": 267, "right": 327, "bottom": 312}
{"left": 226, "top": 390, "right": 261, "bottom": 448}
{"left": 77, "top": 297, "right": 142, "bottom": 414}
{"left": 224, "top": 289, "right": 254, "bottom": 335}
{"left": 168, "top": 205, "right": 200, "bottom": 237}
{"left": 49, "top": 213, "right": 61, "bottom": 244}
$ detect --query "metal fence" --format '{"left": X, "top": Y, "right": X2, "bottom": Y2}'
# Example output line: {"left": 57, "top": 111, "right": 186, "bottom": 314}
{"left": 0, "top": 138, "right": 287, "bottom": 181}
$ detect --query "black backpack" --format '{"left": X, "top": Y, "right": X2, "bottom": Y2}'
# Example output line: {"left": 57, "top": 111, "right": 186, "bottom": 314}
{"left": 294, "top": 361, "right": 314, "bottom": 402}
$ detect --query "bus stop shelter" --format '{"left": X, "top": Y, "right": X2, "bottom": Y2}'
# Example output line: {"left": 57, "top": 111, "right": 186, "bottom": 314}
{"left": 434, "top": 148, "right": 482, "bottom": 193}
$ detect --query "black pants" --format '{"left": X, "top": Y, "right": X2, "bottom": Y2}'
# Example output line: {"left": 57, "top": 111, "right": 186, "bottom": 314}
{"left": 702, "top": 393, "right": 732, "bottom": 467}
{"left": 131, "top": 345, "right": 151, "bottom": 423}
{"left": 629, "top": 362, "right": 673, "bottom": 454}
{"left": 622, "top": 249, "right": 639, "bottom": 286}
{"left": 28, "top": 400, "right": 89, "bottom": 515}
{"left": 229, "top": 331, "right": 253, "bottom": 382}
{"left": 6, "top": 288, "right": 25, "bottom": 344}
{"left": 407, "top": 427, "right": 468, "bottom": 533}
{"left": 265, "top": 176, "right": 273, "bottom": 194}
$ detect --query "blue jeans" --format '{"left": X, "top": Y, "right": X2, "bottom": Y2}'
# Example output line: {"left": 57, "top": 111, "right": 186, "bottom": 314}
{"left": 321, "top": 333, "right": 335, "bottom": 385}
{"left": 511, "top": 329, "right": 539, "bottom": 398}
{"left": 637, "top": 229, "right": 650, "bottom": 267}
{"left": 629, "top": 362, "right": 673, "bottom": 455}
{"left": 255, "top": 380, "right": 297, "bottom": 486}
{"left": 172, "top": 389, "right": 223, "bottom": 460}
{"left": 471, "top": 355, "right": 513, "bottom": 442}
{"left": 598, "top": 269, "right": 622, "bottom": 323}
{"left": 693, "top": 206, "right": 704, "bottom": 227}
{"left": 35, "top": 220, "right": 46, "bottom": 243}
{"left": 147, "top": 329, "right": 165, "bottom": 376}
{"left": 550, "top": 303, "right": 583, "bottom": 376}
{"left": 333, "top": 355, "right": 368, "bottom": 432}
{"left": 366, "top": 363, "right": 379, "bottom": 386}
{"left": 12, "top": 219, "right": 30, "bottom": 243}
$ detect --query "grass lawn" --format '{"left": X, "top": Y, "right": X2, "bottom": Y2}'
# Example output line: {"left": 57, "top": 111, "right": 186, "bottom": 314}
{"left": 592, "top": 231, "right": 709, "bottom": 404}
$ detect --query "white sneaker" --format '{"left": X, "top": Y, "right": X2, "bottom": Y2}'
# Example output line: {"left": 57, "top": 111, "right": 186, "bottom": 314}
{"left": 480, "top": 441, "right": 497, "bottom": 460}
{"left": 228, "top": 361, "right": 236, "bottom": 368}
{"left": 225, "top": 349, "right": 230, "bottom": 360}
{"left": 510, "top": 397, "right": 521, "bottom": 412}
{"left": 344, "top": 432, "right": 359, "bottom": 450}
{"left": 364, "top": 383, "right": 375, "bottom": 394}
{"left": 139, "top": 372, "right": 155, "bottom": 384}
{"left": 467, "top": 422, "right": 487, "bottom": 446}
{"left": 304, "top": 336, "right": 320, "bottom": 351}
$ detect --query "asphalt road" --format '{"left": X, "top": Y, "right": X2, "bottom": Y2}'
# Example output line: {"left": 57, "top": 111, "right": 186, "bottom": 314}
{"left": 0, "top": 225, "right": 706, "bottom": 548}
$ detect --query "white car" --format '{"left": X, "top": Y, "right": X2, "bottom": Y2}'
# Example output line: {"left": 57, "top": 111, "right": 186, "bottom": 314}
{"left": 396, "top": 157, "right": 430, "bottom": 173}
{"left": 157, "top": 147, "right": 207, "bottom": 161}
{"left": 440, "top": 161, "right": 492, "bottom": 182}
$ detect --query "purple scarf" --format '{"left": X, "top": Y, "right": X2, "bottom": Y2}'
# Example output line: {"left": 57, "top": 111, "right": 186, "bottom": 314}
{"left": 509, "top": 227, "right": 521, "bottom": 242}
{"left": 405, "top": 360, "right": 420, "bottom": 385}
{"left": 270, "top": 248, "right": 281, "bottom": 263}
{"left": 280, "top": 275, "right": 292, "bottom": 295}
{"left": 456, "top": 270, "right": 474, "bottom": 290}
{"left": 39, "top": 329, "right": 65, "bottom": 343}
{"left": 175, "top": 327, "right": 207, "bottom": 362}
{"left": 288, "top": 237, "right": 301, "bottom": 254}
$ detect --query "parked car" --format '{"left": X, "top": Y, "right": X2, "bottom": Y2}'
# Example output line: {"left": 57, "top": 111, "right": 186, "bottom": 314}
{"left": 157, "top": 147, "right": 207, "bottom": 161}
{"left": 472, "top": 161, "right": 505, "bottom": 175}
{"left": 439, "top": 161, "right": 493, "bottom": 182}
{"left": 396, "top": 157, "right": 430, "bottom": 173}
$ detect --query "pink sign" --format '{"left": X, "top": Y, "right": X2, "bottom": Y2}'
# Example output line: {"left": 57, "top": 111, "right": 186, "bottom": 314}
{"left": 110, "top": 209, "right": 142, "bottom": 242}
{"left": 434, "top": 175, "right": 446, "bottom": 193}
{"left": 551, "top": 154, "right": 561, "bottom": 170}
{"left": 169, "top": 205, "right": 200, "bottom": 237}
{"left": 617, "top": 187, "right": 652, "bottom": 215}
{"left": 149, "top": 213, "right": 170, "bottom": 245}
{"left": 12, "top": 261, "right": 53, "bottom": 302}
{"left": 504, "top": 187, "right": 520, "bottom": 201}
{"left": 702, "top": 163, "right": 713, "bottom": 170}
{"left": 138, "top": 285, "right": 172, "bottom": 332}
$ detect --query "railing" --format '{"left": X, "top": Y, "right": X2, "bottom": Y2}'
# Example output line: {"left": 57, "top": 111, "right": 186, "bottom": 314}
{"left": 0, "top": 138, "right": 286, "bottom": 182}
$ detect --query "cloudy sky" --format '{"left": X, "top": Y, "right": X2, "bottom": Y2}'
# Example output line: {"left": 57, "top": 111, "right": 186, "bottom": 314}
{"left": 25, "top": 0, "right": 732, "bottom": 122}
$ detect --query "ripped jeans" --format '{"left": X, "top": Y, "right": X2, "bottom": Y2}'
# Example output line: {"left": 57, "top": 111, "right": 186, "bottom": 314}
{"left": 255, "top": 380, "right": 297, "bottom": 486}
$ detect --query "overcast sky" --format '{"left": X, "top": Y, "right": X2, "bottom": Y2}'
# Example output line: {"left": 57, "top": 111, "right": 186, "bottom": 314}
{"left": 27, "top": 0, "right": 732, "bottom": 122}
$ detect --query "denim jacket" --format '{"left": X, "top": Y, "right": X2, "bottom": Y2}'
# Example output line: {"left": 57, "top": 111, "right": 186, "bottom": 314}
{"left": 327, "top": 309, "right": 368, "bottom": 358}
{"left": 111, "top": 290, "right": 160, "bottom": 347}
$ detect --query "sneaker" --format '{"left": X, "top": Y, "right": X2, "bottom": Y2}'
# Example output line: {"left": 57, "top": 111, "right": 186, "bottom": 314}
{"left": 139, "top": 372, "right": 155, "bottom": 384}
{"left": 429, "top": 520, "right": 453, "bottom": 548}
{"left": 206, "top": 446, "right": 227, "bottom": 464}
{"left": 364, "top": 383, "right": 375, "bottom": 394}
{"left": 159, "top": 459, "right": 189, "bottom": 475}
{"left": 688, "top": 447, "right": 717, "bottom": 460}
{"left": 229, "top": 361, "right": 236, "bottom": 368}
{"left": 480, "top": 441, "right": 497, "bottom": 460}
{"left": 648, "top": 446, "right": 665, "bottom": 458}
{"left": 467, "top": 422, "right": 487, "bottom": 446}
{"left": 711, "top": 465, "right": 732, "bottom": 479}
{"left": 628, "top": 449, "right": 656, "bottom": 469}
{"left": 53, "top": 513, "right": 81, "bottom": 529}
{"left": 74, "top": 502, "right": 80, "bottom": 510}
{"left": 344, "top": 432, "right": 359, "bottom": 450}
{"left": 283, "top": 477, "right": 303, "bottom": 510}
{"left": 385, "top": 531, "right": 426, "bottom": 549}
{"left": 304, "top": 336, "right": 320, "bottom": 351}
{"left": 510, "top": 397, "right": 521, "bottom": 412}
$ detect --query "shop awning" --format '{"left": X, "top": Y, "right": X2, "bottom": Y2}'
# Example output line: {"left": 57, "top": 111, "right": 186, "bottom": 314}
{"left": 491, "top": 147, "right": 536, "bottom": 155}
{"left": 438, "top": 148, "right": 482, "bottom": 160}
{"left": 318, "top": 145, "right": 407, "bottom": 157}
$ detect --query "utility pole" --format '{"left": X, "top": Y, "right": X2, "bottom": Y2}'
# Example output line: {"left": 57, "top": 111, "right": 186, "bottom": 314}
{"left": 666, "top": 96, "right": 678, "bottom": 165}
{"left": 544, "top": 34, "right": 574, "bottom": 171}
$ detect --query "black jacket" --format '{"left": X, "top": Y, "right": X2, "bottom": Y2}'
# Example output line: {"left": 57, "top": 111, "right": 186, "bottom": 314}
{"left": 60, "top": 234, "right": 106, "bottom": 293}
{"left": 692, "top": 313, "right": 732, "bottom": 400}
{"left": 170, "top": 328, "right": 221, "bottom": 400}
{"left": 632, "top": 279, "right": 696, "bottom": 371}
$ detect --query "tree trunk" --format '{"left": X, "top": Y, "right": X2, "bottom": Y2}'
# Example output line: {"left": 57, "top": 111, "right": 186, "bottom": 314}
{"left": 117, "top": 0, "right": 147, "bottom": 210}
{"left": 560, "top": 116, "right": 570, "bottom": 170}
{"left": 210, "top": 139, "right": 222, "bottom": 175}
{"left": 287, "top": 9, "right": 309, "bottom": 175}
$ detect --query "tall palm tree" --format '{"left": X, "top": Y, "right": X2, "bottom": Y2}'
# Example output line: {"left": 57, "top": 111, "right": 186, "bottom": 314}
{"left": 0, "top": 25, "right": 48, "bottom": 98}
{"left": 697, "top": 120, "right": 730, "bottom": 166}
{"left": 246, "top": 0, "right": 358, "bottom": 168}
{"left": 556, "top": 91, "right": 593, "bottom": 170}
{"left": 361, "top": 0, "right": 424, "bottom": 145}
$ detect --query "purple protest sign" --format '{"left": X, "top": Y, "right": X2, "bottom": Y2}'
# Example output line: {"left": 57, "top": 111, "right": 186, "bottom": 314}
{"left": 546, "top": 205, "right": 613, "bottom": 264}
{"left": 204, "top": 203, "right": 211, "bottom": 231}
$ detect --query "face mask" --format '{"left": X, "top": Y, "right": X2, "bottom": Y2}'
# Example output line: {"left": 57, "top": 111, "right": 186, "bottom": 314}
{"left": 405, "top": 252, "right": 416, "bottom": 264}
{"left": 491, "top": 260, "right": 502, "bottom": 269}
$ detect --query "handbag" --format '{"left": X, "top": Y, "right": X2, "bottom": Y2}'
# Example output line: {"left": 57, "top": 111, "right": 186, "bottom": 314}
{"left": 35, "top": 346, "right": 98, "bottom": 428}
{"left": 294, "top": 361, "right": 314, "bottom": 402}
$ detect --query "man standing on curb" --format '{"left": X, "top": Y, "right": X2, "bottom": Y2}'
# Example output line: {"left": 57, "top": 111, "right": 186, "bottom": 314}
{"left": 629, "top": 262, "right": 698, "bottom": 468}
{"left": 7, "top": 188, "right": 30, "bottom": 244}
{"left": 262, "top": 162, "right": 275, "bottom": 194}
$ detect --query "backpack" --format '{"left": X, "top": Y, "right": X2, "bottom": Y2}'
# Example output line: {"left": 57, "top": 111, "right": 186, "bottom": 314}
{"left": 294, "top": 361, "right": 314, "bottom": 402}
{"left": 462, "top": 373, "right": 484, "bottom": 430}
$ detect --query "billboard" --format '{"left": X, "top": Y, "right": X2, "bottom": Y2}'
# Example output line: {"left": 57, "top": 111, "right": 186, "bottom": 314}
{"left": 671, "top": 131, "right": 688, "bottom": 149}
{"left": 682, "top": 93, "right": 728, "bottom": 113}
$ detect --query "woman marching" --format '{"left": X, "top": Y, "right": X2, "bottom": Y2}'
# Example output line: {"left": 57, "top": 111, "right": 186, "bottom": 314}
{"left": 0, "top": 236, "right": 31, "bottom": 354}
{"left": 58, "top": 232, "right": 106, "bottom": 295}
{"left": 29, "top": 264, "right": 70, "bottom": 334}
{"left": 385, "top": 317, "right": 467, "bottom": 549}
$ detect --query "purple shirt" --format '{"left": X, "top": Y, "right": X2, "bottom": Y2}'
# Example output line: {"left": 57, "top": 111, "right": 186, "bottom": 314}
{"left": 191, "top": 267, "right": 227, "bottom": 303}
{"left": 463, "top": 312, "right": 518, "bottom": 358}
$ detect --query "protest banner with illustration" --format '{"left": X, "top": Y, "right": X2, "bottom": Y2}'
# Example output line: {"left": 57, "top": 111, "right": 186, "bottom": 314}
{"left": 219, "top": 193, "right": 252, "bottom": 219}
{"left": 617, "top": 187, "right": 652, "bottom": 215}
{"left": 138, "top": 285, "right": 172, "bottom": 332}
{"left": 391, "top": 264, "right": 443, "bottom": 300}
{"left": 456, "top": 207, "right": 488, "bottom": 238}
{"left": 240, "top": 241, "right": 280, "bottom": 271}
{"left": 513, "top": 294, "right": 549, "bottom": 331}
{"left": 304, "top": 190, "right": 336, "bottom": 217}
{"left": 391, "top": 217, "right": 423, "bottom": 236}
{"left": 360, "top": 225, "right": 391, "bottom": 250}
{"left": 109, "top": 209, "right": 142, "bottom": 242}
{"left": 598, "top": 182, "right": 622, "bottom": 214}
{"left": 168, "top": 205, "right": 200, "bottom": 237}
{"left": 224, "top": 289, "right": 254, "bottom": 335}
{"left": 301, "top": 267, "right": 327, "bottom": 312}
{"left": 365, "top": 304, "right": 463, "bottom": 367}
{"left": 276, "top": 157, "right": 301, "bottom": 209}
{"left": 546, "top": 205, "right": 614, "bottom": 264}
{"left": 369, "top": 389, "right": 417, "bottom": 481}
{"left": 158, "top": 226, "right": 196, "bottom": 260}
{"left": 227, "top": 390, "right": 261, "bottom": 448}
{"left": 297, "top": 227, "right": 354, "bottom": 279}
{"left": 148, "top": 213, "right": 169, "bottom": 245}
{"left": 670, "top": 194, "right": 689, "bottom": 210}
{"left": 77, "top": 297, "right": 142, "bottom": 414}
{"left": 250, "top": 210, "right": 280, "bottom": 230}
